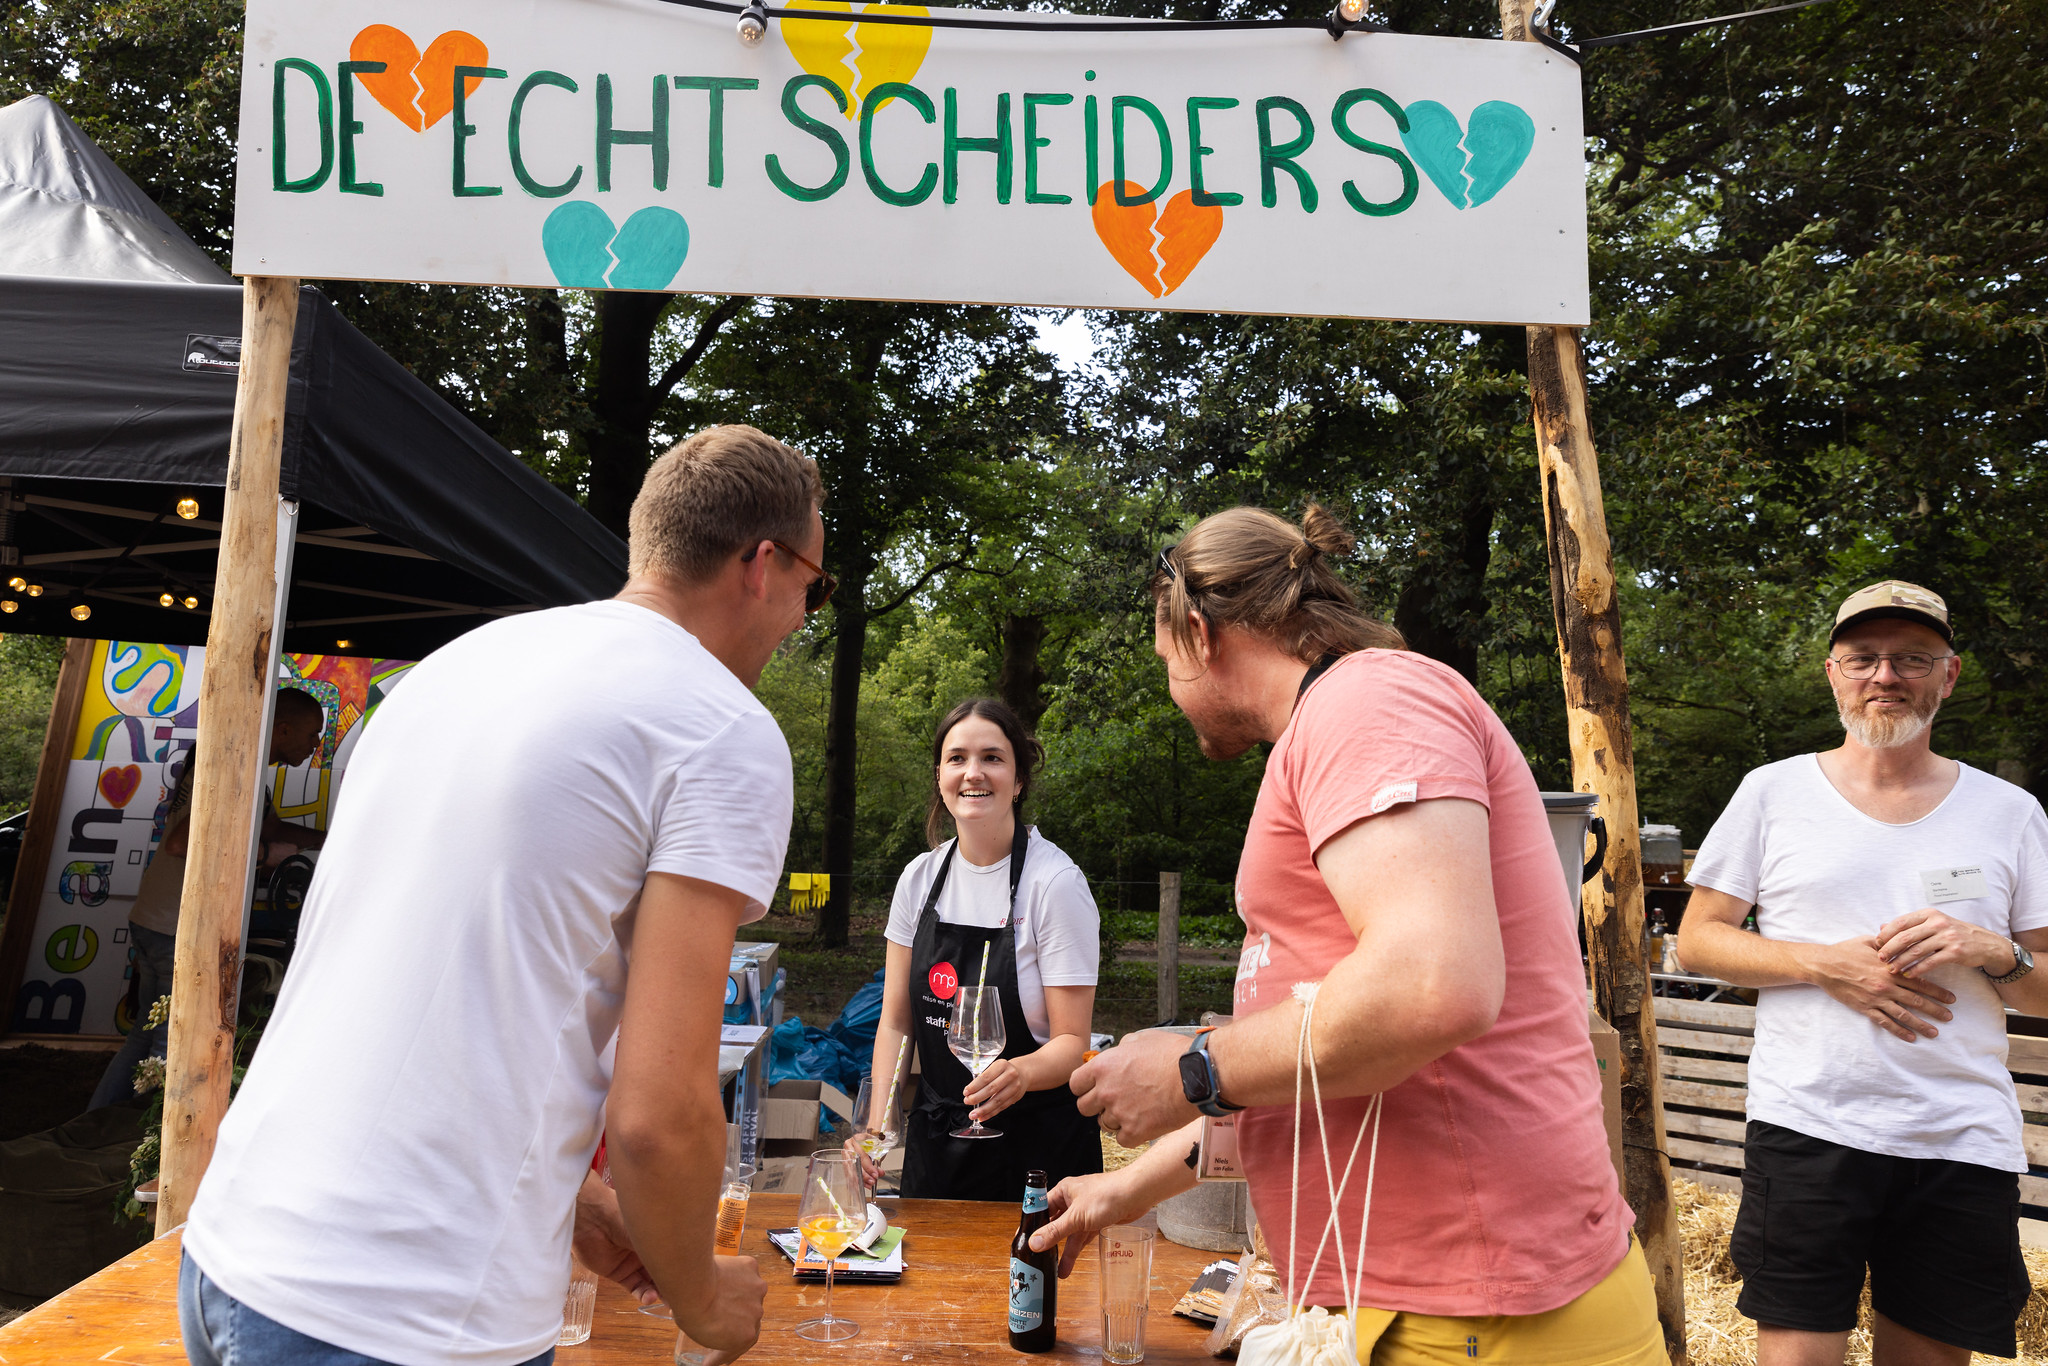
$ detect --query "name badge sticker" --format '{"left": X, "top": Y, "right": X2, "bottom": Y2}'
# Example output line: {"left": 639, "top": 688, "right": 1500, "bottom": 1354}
{"left": 1920, "top": 866, "right": 1991, "bottom": 905}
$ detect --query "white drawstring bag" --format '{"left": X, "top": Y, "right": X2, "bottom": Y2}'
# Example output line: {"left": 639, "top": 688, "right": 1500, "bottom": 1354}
{"left": 1235, "top": 981, "right": 1385, "bottom": 1366}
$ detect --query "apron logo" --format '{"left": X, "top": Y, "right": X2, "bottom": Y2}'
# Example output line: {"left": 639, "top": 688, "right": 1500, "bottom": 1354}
{"left": 928, "top": 960, "right": 958, "bottom": 1001}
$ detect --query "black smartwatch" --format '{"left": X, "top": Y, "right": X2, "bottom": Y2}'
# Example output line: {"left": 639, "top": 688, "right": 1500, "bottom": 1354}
{"left": 1178, "top": 1031, "right": 1243, "bottom": 1118}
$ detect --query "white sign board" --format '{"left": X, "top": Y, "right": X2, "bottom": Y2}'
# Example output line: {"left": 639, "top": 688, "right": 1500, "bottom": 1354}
{"left": 234, "top": 0, "right": 1588, "bottom": 324}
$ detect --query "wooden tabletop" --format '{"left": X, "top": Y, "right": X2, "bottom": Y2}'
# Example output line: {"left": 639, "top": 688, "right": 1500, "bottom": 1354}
{"left": 0, "top": 1195, "right": 1229, "bottom": 1366}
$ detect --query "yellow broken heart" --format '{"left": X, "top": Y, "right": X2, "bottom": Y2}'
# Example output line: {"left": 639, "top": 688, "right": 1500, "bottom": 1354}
{"left": 782, "top": 1, "right": 932, "bottom": 117}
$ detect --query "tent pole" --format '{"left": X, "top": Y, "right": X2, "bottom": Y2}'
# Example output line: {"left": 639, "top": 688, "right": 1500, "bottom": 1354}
{"left": 0, "top": 637, "right": 95, "bottom": 1029}
{"left": 158, "top": 276, "right": 299, "bottom": 1235}
{"left": 1488, "top": 6, "right": 1685, "bottom": 1357}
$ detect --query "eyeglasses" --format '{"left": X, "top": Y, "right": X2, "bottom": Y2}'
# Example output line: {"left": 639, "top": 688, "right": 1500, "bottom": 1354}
{"left": 741, "top": 540, "right": 837, "bottom": 613}
{"left": 1830, "top": 651, "right": 1954, "bottom": 680}
{"left": 1157, "top": 545, "right": 1181, "bottom": 581}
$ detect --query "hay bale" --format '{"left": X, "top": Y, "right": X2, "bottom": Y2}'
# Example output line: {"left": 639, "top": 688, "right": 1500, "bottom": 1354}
{"left": 1102, "top": 1131, "right": 1147, "bottom": 1172}
{"left": 1675, "top": 1176, "right": 2048, "bottom": 1365}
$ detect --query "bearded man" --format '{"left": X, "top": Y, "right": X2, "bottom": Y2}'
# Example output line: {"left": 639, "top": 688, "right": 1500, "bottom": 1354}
{"left": 1680, "top": 581, "right": 2048, "bottom": 1366}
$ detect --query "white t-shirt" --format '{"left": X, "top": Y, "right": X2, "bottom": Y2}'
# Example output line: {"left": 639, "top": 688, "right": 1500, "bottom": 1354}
{"left": 884, "top": 832, "right": 1099, "bottom": 1044}
{"left": 1689, "top": 755, "right": 2048, "bottom": 1171}
{"left": 184, "top": 601, "right": 792, "bottom": 1366}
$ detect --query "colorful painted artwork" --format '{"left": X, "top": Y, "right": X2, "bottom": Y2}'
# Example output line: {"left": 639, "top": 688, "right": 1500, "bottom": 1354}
{"left": 8, "top": 641, "right": 415, "bottom": 1036}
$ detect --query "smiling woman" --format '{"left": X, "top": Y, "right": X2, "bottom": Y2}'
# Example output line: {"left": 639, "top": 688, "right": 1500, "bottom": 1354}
{"left": 863, "top": 697, "right": 1104, "bottom": 1202}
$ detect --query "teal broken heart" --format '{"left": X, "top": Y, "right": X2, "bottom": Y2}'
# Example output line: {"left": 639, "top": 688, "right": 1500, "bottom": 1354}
{"left": 541, "top": 202, "right": 690, "bottom": 290}
{"left": 1400, "top": 101, "right": 1536, "bottom": 210}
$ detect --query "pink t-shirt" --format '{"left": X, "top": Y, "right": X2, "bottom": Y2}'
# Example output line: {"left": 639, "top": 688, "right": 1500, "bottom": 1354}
{"left": 1231, "top": 649, "right": 1630, "bottom": 1317}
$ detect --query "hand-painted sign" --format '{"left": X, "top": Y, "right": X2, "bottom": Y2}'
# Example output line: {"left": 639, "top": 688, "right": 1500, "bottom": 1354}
{"left": 234, "top": 0, "right": 1588, "bottom": 324}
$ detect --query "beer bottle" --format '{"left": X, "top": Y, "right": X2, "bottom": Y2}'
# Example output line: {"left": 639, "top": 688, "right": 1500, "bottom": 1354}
{"left": 1009, "top": 1169, "right": 1057, "bottom": 1352}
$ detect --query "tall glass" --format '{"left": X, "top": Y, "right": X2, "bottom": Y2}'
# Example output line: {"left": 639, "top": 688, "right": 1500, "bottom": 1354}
{"left": 1098, "top": 1225, "right": 1155, "bottom": 1365}
{"left": 794, "top": 1150, "right": 864, "bottom": 1342}
{"left": 946, "top": 985, "right": 1006, "bottom": 1139}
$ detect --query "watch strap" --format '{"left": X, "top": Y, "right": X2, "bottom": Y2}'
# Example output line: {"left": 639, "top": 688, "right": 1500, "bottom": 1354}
{"left": 1987, "top": 940, "right": 2035, "bottom": 985}
{"left": 1190, "top": 1031, "right": 1243, "bottom": 1116}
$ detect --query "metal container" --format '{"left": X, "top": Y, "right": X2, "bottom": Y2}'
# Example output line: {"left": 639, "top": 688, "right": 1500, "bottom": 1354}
{"left": 1539, "top": 792, "right": 1606, "bottom": 899}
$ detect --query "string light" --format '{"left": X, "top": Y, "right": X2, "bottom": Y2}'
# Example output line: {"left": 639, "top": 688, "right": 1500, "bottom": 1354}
{"left": 6, "top": 577, "right": 22, "bottom": 592}
{"left": 737, "top": 0, "right": 767, "bottom": 43}
{"left": 335, "top": 639, "right": 353, "bottom": 650}
{"left": 176, "top": 497, "right": 200, "bottom": 520}
{"left": 25, "top": 584, "right": 42, "bottom": 597}
{"left": 160, "top": 592, "right": 176, "bottom": 607}
{"left": 70, "top": 603, "right": 90, "bottom": 622}
{"left": 182, "top": 596, "right": 199, "bottom": 609}
{"left": 0, "top": 601, "right": 15, "bottom": 614}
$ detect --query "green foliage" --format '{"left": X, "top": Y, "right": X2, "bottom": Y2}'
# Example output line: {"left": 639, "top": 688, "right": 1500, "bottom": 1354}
{"left": 0, "top": 636, "right": 62, "bottom": 815}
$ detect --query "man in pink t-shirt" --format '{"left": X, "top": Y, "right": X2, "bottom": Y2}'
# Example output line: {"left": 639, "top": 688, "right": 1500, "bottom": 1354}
{"left": 1033, "top": 505, "right": 1662, "bottom": 1364}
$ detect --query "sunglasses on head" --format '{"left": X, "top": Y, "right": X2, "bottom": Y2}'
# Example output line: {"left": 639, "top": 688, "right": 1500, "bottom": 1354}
{"left": 742, "top": 540, "right": 838, "bottom": 613}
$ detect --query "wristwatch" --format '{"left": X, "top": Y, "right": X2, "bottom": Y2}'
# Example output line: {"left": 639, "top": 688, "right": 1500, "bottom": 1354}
{"left": 1178, "top": 1031, "right": 1243, "bottom": 1118}
{"left": 1986, "top": 940, "right": 2035, "bottom": 985}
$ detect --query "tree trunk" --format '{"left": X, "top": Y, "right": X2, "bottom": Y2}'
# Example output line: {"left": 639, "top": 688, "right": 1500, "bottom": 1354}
{"left": 820, "top": 575, "right": 868, "bottom": 948}
{"left": 1392, "top": 487, "right": 1493, "bottom": 682}
{"left": 584, "top": 291, "right": 670, "bottom": 538}
{"left": 998, "top": 613, "right": 1049, "bottom": 726}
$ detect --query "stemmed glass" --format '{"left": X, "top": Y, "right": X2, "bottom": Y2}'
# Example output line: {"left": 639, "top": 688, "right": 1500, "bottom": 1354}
{"left": 795, "top": 1150, "right": 865, "bottom": 1342}
{"left": 946, "top": 985, "right": 1006, "bottom": 1140}
{"left": 853, "top": 1063, "right": 911, "bottom": 1192}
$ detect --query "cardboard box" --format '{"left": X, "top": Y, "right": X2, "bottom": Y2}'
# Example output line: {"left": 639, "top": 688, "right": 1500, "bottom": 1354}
{"left": 726, "top": 942, "right": 782, "bottom": 1026}
{"left": 1588, "top": 1009, "right": 1625, "bottom": 1190}
{"left": 762, "top": 1079, "right": 854, "bottom": 1141}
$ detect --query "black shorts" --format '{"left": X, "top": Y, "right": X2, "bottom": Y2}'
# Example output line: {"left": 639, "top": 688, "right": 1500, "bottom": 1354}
{"left": 1731, "top": 1119, "right": 2032, "bottom": 1355}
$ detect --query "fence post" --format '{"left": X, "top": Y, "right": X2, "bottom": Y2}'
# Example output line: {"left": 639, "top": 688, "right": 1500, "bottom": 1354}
{"left": 1157, "top": 871, "right": 1181, "bottom": 1024}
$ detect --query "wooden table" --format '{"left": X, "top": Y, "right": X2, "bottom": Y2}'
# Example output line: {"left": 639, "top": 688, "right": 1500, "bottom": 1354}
{"left": 0, "top": 1195, "right": 1227, "bottom": 1365}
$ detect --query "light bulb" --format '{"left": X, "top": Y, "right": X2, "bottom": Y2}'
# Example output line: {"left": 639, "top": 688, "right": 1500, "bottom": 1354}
{"left": 1337, "top": 0, "right": 1368, "bottom": 19}
{"left": 6, "top": 576, "right": 22, "bottom": 592}
{"left": 0, "top": 601, "right": 15, "bottom": 614}
{"left": 176, "top": 497, "right": 200, "bottom": 520}
{"left": 160, "top": 592, "right": 176, "bottom": 607}
{"left": 335, "top": 639, "right": 353, "bottom": 650}
{"left": 70, "top": 603, "right": 90, "bottom": 622}
{"left": 182, "top": 595, "right": 199, "bottom": 609}
{"left": 737, "top": 1, "right": 767, "bottom": 43}
{"left": 25, "top": 584, "right": 42, "bottom": 597}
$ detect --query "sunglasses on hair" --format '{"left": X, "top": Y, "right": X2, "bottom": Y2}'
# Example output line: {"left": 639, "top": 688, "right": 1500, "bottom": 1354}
{"left": 1158, "top": 545, "right": 1181, "bottom": 581}
{"left": 742, "top": 540, "right": 838, "bottom": 613}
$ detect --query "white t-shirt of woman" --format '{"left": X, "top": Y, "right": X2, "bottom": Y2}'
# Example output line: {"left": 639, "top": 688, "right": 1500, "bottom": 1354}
{"left": 884, "top": 830, "right": 1100, "bottom": 1044}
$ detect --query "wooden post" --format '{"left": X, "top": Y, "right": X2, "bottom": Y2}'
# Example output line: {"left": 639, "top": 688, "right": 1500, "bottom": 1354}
{"left": 0, "top": 638, "right": 95, "bottom": 1029}
{"left": 157, "top": 276, "right": 300, "bottom": 1234}
{"left": 1157, "top": 871, "right": 1181, "bottom": 1025}
{"left": 1486, "top": 11, "right": 1685, "bottom": 1356}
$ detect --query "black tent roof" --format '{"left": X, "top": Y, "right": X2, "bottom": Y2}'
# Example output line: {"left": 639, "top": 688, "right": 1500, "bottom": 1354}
{"left": 0, "top": 96, "right": 625, "bottom": 659}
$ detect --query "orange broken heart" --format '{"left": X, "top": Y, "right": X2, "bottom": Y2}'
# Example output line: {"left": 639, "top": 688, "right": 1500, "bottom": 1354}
{"left": 349, "top": 26, "right": 490, "bottom": 132}
{"left": 1091, "top": 183, "right": 1224, "bottom": 298}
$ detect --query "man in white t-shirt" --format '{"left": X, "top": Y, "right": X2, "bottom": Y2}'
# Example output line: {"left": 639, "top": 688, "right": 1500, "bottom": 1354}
{"left": 1681, "top": 580, "right": 2048, "bottom": 1366}
{"left": 180, "top": 425, "right": 833, "bottom": 1366}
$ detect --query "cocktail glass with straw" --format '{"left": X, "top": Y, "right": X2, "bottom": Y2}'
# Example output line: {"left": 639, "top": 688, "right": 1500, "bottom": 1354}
{"left": 946, "top": 985, "right": 1005, "bottom": 1139}
{"left": 853, "top": 1040, "right": 912, "bottom": 1191}
{"left": 794, "top": 1150, "right": 865, "bottom": 1342}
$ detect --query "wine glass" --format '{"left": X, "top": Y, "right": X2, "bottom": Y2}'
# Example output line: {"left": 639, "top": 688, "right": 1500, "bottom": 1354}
{"left": 795, "top": 1150, "right": 865, "bottom": 1342}
{"left": 946, "top": 985, "right": 1006, "bottom": 1140}
{"left": 853, "top": 1065, "right": 910, "bottom": 1192}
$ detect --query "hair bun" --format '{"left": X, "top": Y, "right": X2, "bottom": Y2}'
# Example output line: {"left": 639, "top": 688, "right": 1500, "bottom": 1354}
{"left": 1300, "top": 502, "right": 1356, "bottom": 559}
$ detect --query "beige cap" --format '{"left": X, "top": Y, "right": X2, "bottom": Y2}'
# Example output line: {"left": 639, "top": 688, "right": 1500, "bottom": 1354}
{"left": 1830, "top": 580, "right": 1951, "bottom": 644}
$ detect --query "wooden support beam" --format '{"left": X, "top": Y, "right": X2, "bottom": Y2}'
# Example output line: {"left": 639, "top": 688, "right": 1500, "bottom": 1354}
{"left": 1487, "top": 9, "right": 1685, "bottom": 1356}
{"left": 1157, "top": 871, "right": 1181, "bottom": 1024}
{"left": 0, "top": 637, "right": 95, "bottom": 1030}
{"left": 157, "top": 276, "right": 300, "bottom": 1234}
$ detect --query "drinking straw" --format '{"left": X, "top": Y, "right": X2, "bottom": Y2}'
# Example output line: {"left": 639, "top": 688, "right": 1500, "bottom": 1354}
{"left": 887, "top": 1035, "right": 910, "bottom": 1118}
{"left": 971, "top": 942, "right": 992, "bottom": 1057}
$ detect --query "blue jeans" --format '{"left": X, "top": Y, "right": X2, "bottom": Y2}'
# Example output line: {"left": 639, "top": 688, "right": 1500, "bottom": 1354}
{"left": 88, "top": 923, "right": 176, "bottom": 1110}
{"left": 180, "top": 1253, "right": 556, "bottom": 1366}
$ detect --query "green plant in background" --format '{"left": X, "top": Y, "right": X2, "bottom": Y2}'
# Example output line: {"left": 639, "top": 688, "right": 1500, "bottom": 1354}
{"left": 0, "top": 635, "right": 63, "bottom": 815}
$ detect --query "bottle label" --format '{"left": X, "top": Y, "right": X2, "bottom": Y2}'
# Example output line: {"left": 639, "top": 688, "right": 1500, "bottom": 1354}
{"left": 1009, "top": 1257, "right": 1045, "bottom": 1331}
{"left": 1022, "top": 1187, "right": 1048, "bottom": 1214}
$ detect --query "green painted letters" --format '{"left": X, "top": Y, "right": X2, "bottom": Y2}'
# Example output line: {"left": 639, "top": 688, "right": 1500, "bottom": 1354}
{"left": 1332, "top": 88, "right": 1416, "bottom": 217}
{"left": 674, "top": 76, "right": 760, "bottom": 188}
{"left": 860, "top": 82, "right": 937, "bottom": 206}
{"left": 452, "top": 65, "right": 506, "bottom": 198}
{"left": 1111, "top": 95, "right": 1170, "bottom": 207}
{"left": 272, "top": 58, "right": 333, "bottom": 194}
{"left": 336, "top": 61, "right": 384, "bottom": 196}
{"left": 597, "top": 73, "right": 669, "bottom": 192}
{"left": 1023, "top": 93, "right": 1072, "bottom": 205}
{"left": 944, "top": 89, "right": 1012, "bottom": 205}
{"left": 766, "top": 74, "right": 850, "bottom": 202}
{"left": 1185, "top": 97, "right": 1241, "bottom": 207}
{"left": 1084, "top": 94, "right": 1098, "bottom": 205}
{"left": 1255, "top": 97, "right": 1316, "bottom": 212}
{"left": 509, "top": 72, "right": 582, "bottom": 198}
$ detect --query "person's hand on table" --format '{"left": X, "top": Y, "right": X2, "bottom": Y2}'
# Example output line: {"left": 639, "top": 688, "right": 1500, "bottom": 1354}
{"left": 573, "top": 1170, "right": 659, "bottom": 1306}
{"left": 1070, "top": 1030, "right": 1197, "bottom": 1145}
{"left": 1029, "top": 1168, "right": 1156, "bottom": 1279}
{"left": 673, "top": 1254, "right": 768, "bottom": 1366}
{"left": 964, "top": 1056, "right": 1027, "bottom": 1122}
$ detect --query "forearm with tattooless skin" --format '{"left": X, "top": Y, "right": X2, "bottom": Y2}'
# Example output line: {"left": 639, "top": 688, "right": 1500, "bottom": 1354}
{"left": 868, "top": 941, "right": 918, "bottom": 1124}
{"left": 1675, "top": 886, "right": 1817, "bottom": 987}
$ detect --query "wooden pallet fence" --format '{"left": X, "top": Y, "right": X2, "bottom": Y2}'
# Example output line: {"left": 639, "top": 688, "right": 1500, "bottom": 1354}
{"left": 1654, "top": 996, "right": 2048, "bottom": 1213}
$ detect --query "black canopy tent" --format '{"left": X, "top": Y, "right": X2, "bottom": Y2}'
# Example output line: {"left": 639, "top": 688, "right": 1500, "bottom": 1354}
{"left": 0, "top": 95, "right": 626, "bottom": 661}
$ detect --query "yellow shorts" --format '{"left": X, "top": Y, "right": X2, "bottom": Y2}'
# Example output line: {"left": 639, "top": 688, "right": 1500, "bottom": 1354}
{"left": 1351, "top": 1238, "right": 1668, "bottom": 1365}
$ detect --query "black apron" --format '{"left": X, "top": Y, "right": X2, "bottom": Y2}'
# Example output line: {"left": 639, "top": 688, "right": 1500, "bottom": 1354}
{"left": 899, "top": 822, "right": 1104, "bottom": 1201}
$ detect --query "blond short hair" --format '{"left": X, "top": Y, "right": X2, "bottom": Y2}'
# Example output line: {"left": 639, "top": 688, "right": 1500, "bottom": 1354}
{"left": 1152, "top": 504, "right": 1404, "bottom": 663}
{"left": 628, "top": 425, "right": 824, "bottom": 583}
